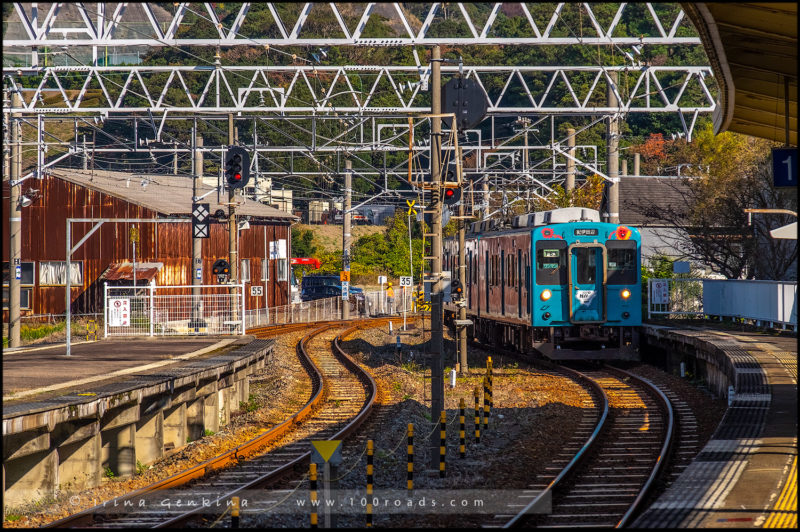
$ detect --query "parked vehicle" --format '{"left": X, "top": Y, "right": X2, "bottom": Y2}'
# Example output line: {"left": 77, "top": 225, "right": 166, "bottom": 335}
{"left": 300, "top": 274, "right": 362, "bottom": 302}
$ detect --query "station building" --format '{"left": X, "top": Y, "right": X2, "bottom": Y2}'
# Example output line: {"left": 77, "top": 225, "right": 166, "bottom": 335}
{"left": 2, "top": 168, "right": 297, "bottom": 319}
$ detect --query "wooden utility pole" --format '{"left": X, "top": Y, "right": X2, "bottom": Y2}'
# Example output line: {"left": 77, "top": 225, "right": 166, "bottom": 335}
{"left": 228, "top": 113, "right": 239, "bottom": 324}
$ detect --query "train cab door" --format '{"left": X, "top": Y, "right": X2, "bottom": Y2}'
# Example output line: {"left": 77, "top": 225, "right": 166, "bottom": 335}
{"left": 568, "top": 243, "right": 607, "bottom": 323}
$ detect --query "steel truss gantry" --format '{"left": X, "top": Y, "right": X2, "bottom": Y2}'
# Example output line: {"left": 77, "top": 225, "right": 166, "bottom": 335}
{"left": 3, "top": 65, "right": 715, "bottom": 120}
{"left": 5, "top": 2, "right": 700, "bottom": 51}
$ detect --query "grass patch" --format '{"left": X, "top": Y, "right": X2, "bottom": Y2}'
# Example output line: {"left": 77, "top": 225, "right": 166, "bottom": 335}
{"left": 204, "top": 429, "right": 215, "bottom": 437}
{"left": 136, "top": 460, "right": 147, "bottom": 475}
{"left": 239, "top": 393, "right": 259, "bottom": 413}
{"left": 4, "top": 513, "right": 22, "bottom": 522}
{"left": 401, "top": 361, "right": 422, "bottom": 373}
{"left": 103, "top": 466, "right": 116, "bottom": 479}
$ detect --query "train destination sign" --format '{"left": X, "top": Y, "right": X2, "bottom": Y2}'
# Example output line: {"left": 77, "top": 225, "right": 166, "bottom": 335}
{"left": 574, "top": 228, "right": 598, "bottom": 236}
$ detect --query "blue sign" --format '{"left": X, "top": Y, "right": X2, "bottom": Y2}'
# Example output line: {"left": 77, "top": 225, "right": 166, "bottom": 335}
{"left": 772, "top": 148, "right": 797, "bottom": 187}
{"left": 15, "top": 265, "right": 21, "bottom": 280}
{"left": 195, "top": 268, "right": 202, "bottom": 280}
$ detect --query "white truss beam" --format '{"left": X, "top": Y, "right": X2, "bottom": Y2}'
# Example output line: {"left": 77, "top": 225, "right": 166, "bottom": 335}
{"left": 3, "top": 2, "right": 701, "bottom": 48}
{"left": 4, "top": 65, "right": 715, "bottom": 115}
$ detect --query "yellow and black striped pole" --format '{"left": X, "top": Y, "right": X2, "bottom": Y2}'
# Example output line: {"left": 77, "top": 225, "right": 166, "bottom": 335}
{"left": 483, "top": 375, "right": 489, "bottom": 431}
{"left": 459, "top": 398, "right": 466, "bottom": 458}
{"left": 407, "top": 423, "right": 414, "bottom": 495}
{"left": 439, "top": 410, "right": 447, "bottom": 478}
{"left": 474, "top": 388, "right": 481, "bottom": 443}
{"left": 488, "top": 357, "right": 493, "bottom": 421}
{"left": 231, "top": 496, "right": 240, "bottom": 528}
{"left": 366, "top": 439, "right": 373, "bottom": 527}
{"left": 310, "top": 463, "right": 318, "bottom": 529}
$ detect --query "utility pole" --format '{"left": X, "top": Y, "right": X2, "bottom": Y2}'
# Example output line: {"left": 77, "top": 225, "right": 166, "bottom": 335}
{"left": 82, "top": 135, "right": 88, "bottom": 170}
{"left": 193, "top": 133, "right": 203, "bottom": 324}
{"left": 483, "top": 181, "right": 490, "bottom": 219}
{"left": 8, "top": 92, "right": 22, "bottom": 347}
{"left": 228, "top": 113, "right": 239, "bottom": 324}
{"left": 566, "top": 127, "right": 576, "bottom": 194}
{"left": 173, "top": 141, "right": 179, "bottom": 175}
{"left": 634, "top": 152, "right": 641, "bottom": 176}
{"left": 607, "top": 71, "right": 620, "bottom": 224}
{"left": 343, "top": 158, "right": 352, "bottom": 320}
{"left": 429, "top": 45, "right": 445, "bottom": 471}
{"left": 457, "top": 146, "right": 467, "bottom": 375}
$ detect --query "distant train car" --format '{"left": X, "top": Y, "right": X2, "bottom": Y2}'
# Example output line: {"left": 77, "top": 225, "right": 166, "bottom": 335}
{"left": 444, "top": 207, "right": 641, "bottom": 360}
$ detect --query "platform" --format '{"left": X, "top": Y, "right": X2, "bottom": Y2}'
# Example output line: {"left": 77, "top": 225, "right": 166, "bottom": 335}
{"left": 635, "top": 326, "right": 797, "bottom": 528}
{"left": 2, "top": 336, "right": 274, "bottom": 509}
{"left": 3, "top": 337, "right": 239, "bottom": 402}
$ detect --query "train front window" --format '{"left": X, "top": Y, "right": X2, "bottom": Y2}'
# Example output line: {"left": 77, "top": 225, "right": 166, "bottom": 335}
{"left": 535, "top": 241, "right": 567, "bottom": 285}
{"left": 573, "top": 248, "right": 597, "bottom": 284}
{"left": 606, "top": 241, "right": 637, "bottom": 284}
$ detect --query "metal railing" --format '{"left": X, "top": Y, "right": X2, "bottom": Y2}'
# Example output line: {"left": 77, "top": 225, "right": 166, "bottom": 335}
{"left": 244, "top": 289, "right": 414, "bottom": 329}
{"left": 104, "top": 282, "right": 246, "bottom": 336}
{"left": 648, "top": 278, "right": 797, "bottom": 329}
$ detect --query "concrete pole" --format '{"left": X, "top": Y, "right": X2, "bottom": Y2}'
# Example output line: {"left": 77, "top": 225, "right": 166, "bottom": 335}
{"left": 621, "top": 159, "right": 628, "bottom": 177}
{"left": 173, "top": 141, "right": 179, "bottom": 175}
{"left": 8, "top": 92, "right": 22, "bottom": 347}
{"left": 343, "top": 158, "right": 352, "bottom": 320}
{"left": 633, "top": 152, "right": 641, "bottom": 176}
{"left": 565, "top": 127, "right": 576, "bottom": 194}
{"left": 82, "top": 135, "right": 88, "bottom": 170}
{"left": 606, "top": 71, "right": 620, "bottom": 224}
{"left": 483, "top": 181, "right": 490, "bottom": 219}
{"left": 192, "top": 135, "right": 203, "bottom": 323}
{"left": 429, "top": 45, "right": 445, "bottom": 470}
{"left": 457, "top": 147, "right": 467, "bottom": 375}
{"left": 228, "top": 114, "right": 239, "bottom": 325}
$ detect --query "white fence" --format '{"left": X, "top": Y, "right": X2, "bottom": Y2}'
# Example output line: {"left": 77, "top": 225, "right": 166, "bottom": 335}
{"left": 648, "top": 278, "right": 797, "bottom": 329}
{"left": 105, "top": 282, "right": 245, "bottom": 336}
{"left": 244, "top": 289, "right": 414, "bottom": 329}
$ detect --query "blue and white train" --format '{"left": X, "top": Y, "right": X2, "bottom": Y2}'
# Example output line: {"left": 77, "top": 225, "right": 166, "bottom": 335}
{"left": 443, "top": 207, "right": 642, "bottom": 360}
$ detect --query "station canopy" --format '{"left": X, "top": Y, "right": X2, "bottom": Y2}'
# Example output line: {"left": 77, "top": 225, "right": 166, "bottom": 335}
{"left": 682, "top": 3, "right": 797, "bottom": 145}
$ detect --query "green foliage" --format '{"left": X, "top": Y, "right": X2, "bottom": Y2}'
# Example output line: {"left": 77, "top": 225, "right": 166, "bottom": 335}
{"left": 291, "top": 227, "right": 318, "bottom": 258}
{"left": 103, "top": 467, "right": 116, "bottom": 479}
{"left": 204, "top": 429, "right": 215, "bottom": 437}
{"left": 136, "top": 460, "right": 147, "bottom": 475}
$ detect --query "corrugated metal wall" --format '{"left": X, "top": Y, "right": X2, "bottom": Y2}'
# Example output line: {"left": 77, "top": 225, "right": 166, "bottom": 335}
{"left": 2, "top": 176, "right": 291, "bottom": 316}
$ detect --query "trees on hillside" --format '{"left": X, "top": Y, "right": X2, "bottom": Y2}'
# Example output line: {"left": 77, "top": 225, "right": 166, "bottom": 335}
{"left": 629, "top": 123, "right": 797, "bottom": 280}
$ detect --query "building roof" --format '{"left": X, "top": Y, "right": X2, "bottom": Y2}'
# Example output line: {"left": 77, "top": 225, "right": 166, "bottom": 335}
{"left": 47, "top": 168, "right": 298, "bottom": 222}
{"left": 101, "top": 262, "right": 163, "bottom": 282}
{"left": 682, "top": 3, "right": 797, "bottom": 145}
{"left": 618, "top": 177, "right": 692, "bottom": 227}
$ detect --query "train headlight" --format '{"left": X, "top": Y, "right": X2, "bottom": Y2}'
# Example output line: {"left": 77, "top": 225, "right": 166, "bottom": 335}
{"left": 540, "top": 289, "right": 552, "bottom": 301}
{"left": 621, "top": 288, "right": 631, "bottom": 299}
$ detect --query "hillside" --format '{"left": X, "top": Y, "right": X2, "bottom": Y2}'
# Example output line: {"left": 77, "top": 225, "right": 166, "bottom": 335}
{"left": 294, "top": 223, "right": 386, "bottom": 253}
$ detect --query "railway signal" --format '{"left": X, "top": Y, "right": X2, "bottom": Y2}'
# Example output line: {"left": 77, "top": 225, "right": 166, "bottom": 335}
{"left": 225, "top": 146, "right": 250, "bottom": 189}
{"left": 212, "top": 258, "right": 230, "bottom": 281}
{"left": 451, "top": 279, "right": 463, "bottom": 300}
{"left": 443, "top": 186, "right": 461, "bottom": 206}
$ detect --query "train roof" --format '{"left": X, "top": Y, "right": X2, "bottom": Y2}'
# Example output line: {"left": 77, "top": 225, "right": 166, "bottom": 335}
{"left": 468, "top": 207, "right": 601, "bottom": 235}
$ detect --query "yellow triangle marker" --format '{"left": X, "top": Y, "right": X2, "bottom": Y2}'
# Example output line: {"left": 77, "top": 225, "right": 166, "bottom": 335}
{"left": 312, "top": 440, "right": 342, "bottom": 463}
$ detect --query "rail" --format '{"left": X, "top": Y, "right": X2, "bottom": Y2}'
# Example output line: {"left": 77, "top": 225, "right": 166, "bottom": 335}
{"left": 47, "top": 318, "right": 385, "bottom": 528}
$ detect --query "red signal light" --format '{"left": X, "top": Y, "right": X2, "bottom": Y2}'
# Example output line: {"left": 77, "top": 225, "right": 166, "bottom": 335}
{"left": 445, "top": 189, "right": 454, "bottom": 198}
{"left": 234, "top": 173, "right": 241, "bottom": 180}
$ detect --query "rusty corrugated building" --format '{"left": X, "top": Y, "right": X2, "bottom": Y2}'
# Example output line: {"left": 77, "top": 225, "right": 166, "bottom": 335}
{"left": 2, "top": 168, "right": 297, "bottom": 316}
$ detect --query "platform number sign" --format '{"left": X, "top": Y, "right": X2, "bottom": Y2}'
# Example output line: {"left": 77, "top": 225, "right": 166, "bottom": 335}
{"left": 772, "top": 148, "right": 797, "bottom": 187}
{"left": 192, "top": 203, "right": 210, "bottom": 238}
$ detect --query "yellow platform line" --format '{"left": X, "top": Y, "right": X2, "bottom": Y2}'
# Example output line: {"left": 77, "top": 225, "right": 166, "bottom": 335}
{"left": 764, "top": 456, "right": 797, "bottom": 528}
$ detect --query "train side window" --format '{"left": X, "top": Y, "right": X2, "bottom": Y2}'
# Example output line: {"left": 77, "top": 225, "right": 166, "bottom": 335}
{"left": 606, "top": 240, "right": 638, "bottom": 284}
{"left": 535, "top": 241, "right": 567, "bottom": 285}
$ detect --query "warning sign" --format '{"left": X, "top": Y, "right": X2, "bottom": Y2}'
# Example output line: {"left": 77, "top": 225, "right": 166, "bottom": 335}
{"left": 109, "top": 298, "right": 130, "bottom": 326}
{"left": 651, "top": 280, "right": 669, "bottom": 305}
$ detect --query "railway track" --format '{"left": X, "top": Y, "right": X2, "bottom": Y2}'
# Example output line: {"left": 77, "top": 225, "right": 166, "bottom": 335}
{"left": 491, "top": 364, "right": 674, "bottom": 528}
{"left": 47, "top": 318, "right": 388, "bottom": 528}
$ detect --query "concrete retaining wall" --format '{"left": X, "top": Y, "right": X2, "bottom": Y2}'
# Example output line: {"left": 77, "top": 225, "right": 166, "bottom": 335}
{"left": 2, "top": 339, "right": 273, "bottom": 510}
